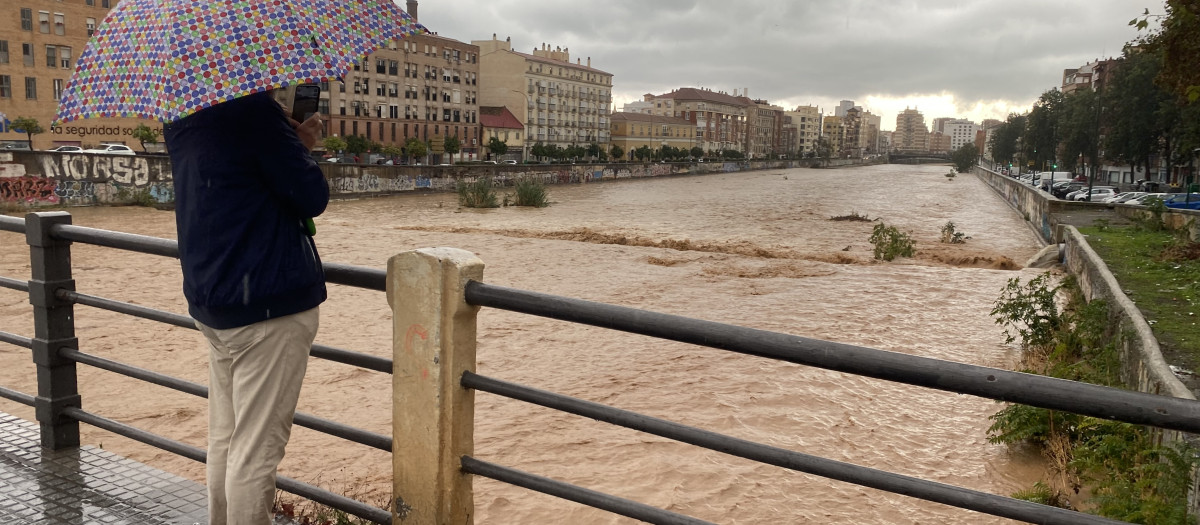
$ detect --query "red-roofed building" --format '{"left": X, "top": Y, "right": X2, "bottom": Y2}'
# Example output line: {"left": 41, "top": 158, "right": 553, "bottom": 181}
{"left": 479, "top": 106, "right": 524, "bottom": 161}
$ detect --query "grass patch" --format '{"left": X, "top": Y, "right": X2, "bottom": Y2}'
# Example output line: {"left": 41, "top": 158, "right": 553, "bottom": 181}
{"left": 1079, "top": 225, "right": 1200, "bottom": 373}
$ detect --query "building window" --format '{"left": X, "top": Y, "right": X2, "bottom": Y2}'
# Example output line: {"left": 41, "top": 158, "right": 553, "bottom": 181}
{"left": 45, "top": 45, "right": 57, "bottom": 68}
{"left": 52, "top": 78, "right": 64, "bottom": 100}
{"left": 59, "top": 46, "right": 71, "bottom": 69}
{"left": 21, "top": 9, "right": 33, "bottom": 31}
{"left": 376, "top": 58, "right": 385, "bottom": 74}
{"left": 25, "top": 77, "right": 36, "bottom": 99}
{"left": 54, "top": 13, "right": 64, "bottom": 36}
{"left": 22, "top": 43, "right": 34, "bottom": 66}
{"left": 0, "top": 75, "right": 10, "bottom": 98}
{"left": 0, "top": 41, "right": 8, "bottom": 64}
{"left": 86, "top": 18, "right": 96, "bottom": 36}
{"left": 38, "top": 11, "right": 50, "bottom": 33}
{"left": 86, "top": 0, "right": 93, "bottom": 5}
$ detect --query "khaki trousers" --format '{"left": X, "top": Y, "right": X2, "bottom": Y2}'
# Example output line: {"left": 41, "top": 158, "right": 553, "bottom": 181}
{"left": 197, "top": 307, "right": 319, "bottom": 525}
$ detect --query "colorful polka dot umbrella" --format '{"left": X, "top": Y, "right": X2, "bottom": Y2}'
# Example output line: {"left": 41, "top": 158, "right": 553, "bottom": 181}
{"left": 54, "top": 0, "right": 427, "bottom": 125}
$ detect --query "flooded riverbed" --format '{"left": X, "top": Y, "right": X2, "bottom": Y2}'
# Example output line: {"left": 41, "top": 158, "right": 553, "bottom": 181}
{"left": 0, "top": 164, "right": 1050, "bottom": 523}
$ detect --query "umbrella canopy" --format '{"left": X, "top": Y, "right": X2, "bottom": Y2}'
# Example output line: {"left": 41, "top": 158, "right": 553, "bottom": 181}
{"left": 54, "top": 0, "right": 427, "bottom": 124}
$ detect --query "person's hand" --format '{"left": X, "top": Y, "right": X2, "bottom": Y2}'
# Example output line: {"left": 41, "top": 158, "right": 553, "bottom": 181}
{"left": 290, "top": 114, "right": 323, "bottom": 152}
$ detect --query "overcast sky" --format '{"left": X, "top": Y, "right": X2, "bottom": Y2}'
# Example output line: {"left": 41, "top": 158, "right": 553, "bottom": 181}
{"left": 412, "top": 0, "right": 1147, "bottom": 131}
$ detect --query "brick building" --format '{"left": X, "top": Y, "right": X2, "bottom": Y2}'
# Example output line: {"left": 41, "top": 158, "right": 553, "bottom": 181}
{"left": 0, "top": 0, "right": 161, "bottom": 150}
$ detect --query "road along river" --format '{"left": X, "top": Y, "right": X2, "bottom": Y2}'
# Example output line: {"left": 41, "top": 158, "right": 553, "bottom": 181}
{"left": 0, "top": 163, "right": 1052, "bottom": 523}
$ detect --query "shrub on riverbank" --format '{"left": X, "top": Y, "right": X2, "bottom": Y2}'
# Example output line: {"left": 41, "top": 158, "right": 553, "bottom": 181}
{"left": 457, "top": 177, "right": 498, "bottom": 208}
{"left": 510, "top": 178, "right": 549, "bottom": 207}
{"left": 988, "top": 274, "right": 1197, "bottom": 522}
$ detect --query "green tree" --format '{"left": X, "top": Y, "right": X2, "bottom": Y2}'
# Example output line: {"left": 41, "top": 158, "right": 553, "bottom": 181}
{"left": 531, "top": 142, "right": 547, "bottom": 160}
{"left": 444, "top": 136, "right": 461, "bottom": 163}
{"left": 988, "top": 113, "right": 1025, "bottom": 166}
{"left": 404, "top": 137, "right": 427, "bottom": 163}
{"left": 951, "top": 143, "right": 979, "bottom": 173}
{"left": 368, "top": 140, "right": 383, "bottom": 153}
{"left": 10, "top": 117, "right": 44, "bottom": 148}
{"left": 131, "top": 124, "right": 160, "bottom": 152}
{"left": 634, "top": 145, "right": 651, "bottom": 161}
{"left": 1023, "top": 89, "right": 1065, "bottom": 169}
{"left": 486, "top": 136, "right": 508, "bottom": 158}
{"left": 1133, "top": 2, "right": 1200, "bottom": 102}
{"left": 1103, "top": 46, "right": 1175, "bottom": 181}
{"left": 322, "top": 136, "right": 348, "bottom": 155}
{"left": 381, "top": 144, "right": 403, "bottom": 159}
{"left": 1058, "top": 88, "right": 1102, "bottom": 177}
{"left": 344, "top": 134, "right": 370, "bottom": 155}
{"left": 610, "top": 144, "right": 624, "bottom": 161}
{"left": 586, "top": 142, "right": 601, "bottom": 160}
{"left": 690, "top": 146, "right": 704, "bottom": 159}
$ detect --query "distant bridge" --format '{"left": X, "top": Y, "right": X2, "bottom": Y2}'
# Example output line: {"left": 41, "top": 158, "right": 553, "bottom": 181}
{"left": 888, "top": 152, "right": 952, "bottom": 165}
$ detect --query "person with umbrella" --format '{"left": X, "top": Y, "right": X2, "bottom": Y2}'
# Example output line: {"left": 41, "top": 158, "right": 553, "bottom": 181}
{"left": 54, "top": 2, "right": 427, "bottom": 523}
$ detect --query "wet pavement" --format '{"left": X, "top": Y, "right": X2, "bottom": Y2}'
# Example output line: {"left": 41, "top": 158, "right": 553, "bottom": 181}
{"left": 0, "top": 411, "right": 207, "bottom": 524}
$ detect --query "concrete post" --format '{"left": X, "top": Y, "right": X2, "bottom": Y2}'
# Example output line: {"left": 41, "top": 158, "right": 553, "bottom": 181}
{"left": 25, "top": 212, "right": 81, "bottom": 449}
{"left": 386, "top": 248, "right": 483, "bottom": 524}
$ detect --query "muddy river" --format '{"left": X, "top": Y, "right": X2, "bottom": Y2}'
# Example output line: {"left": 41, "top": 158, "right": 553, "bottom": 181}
{"left": 0, "top": 163, "right": 1051, "bottom": 523}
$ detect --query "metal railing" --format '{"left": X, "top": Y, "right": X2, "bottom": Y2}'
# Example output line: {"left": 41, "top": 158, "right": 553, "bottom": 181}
{"left": 1, "top": 211, "right": 1197, "bottom": 524}
{"left": 0, "top": 212, "right": 392, "bottom": 523}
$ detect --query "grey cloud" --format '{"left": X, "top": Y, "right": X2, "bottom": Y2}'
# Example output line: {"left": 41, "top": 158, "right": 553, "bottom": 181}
{"left": 417, "top": 0, "right": 1146, "bottom": 112}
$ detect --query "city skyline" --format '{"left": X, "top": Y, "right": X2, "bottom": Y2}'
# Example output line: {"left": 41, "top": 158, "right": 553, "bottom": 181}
{"left": 414, "top": 0, "right": 1145, "bottom": 130}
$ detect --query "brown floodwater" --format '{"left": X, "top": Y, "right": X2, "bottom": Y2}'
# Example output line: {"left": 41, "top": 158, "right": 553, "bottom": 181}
{"left": 0, "top": 164, "right": 1052, "bottom": 523}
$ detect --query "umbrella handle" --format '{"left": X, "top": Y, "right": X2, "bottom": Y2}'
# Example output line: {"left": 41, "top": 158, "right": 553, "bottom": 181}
{"left": 302, "top": 217, "right": 316, "bottom": 236}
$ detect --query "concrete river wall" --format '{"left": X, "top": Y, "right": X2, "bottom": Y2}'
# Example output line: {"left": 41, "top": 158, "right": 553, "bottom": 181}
{"left": 0, "top": 150, "right": 868, "bottom": 208}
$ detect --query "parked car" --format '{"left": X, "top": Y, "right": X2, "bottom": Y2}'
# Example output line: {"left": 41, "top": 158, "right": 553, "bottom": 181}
{"left": 83, "top": 144, "right": 136, "bottom": 155}
{"left": 1125, "top": 193, "right": 1169, "bottom": 206}
{"left": 1161, "top": 193, "right": 1200, "bottom": 209}
{"left": 1104, "top": 191, "right": 1146, "bottom": 204}
{"left": 0, "top": 142, "right": 32, "bottom": 151}
{"left": 501, "top": 159, "right": 518, "bottom": 165}
{"left": 47, "top": 145, "right": 84, "bottom": 153}
{"left": 1054, "top": 183, "right": 1086, "bottom": 199}
{"left": 1073, "top": 187, "right": 1117, "bottom": 201}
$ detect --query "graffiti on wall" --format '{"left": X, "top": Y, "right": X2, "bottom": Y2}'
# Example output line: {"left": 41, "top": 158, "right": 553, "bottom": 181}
{"left": 0, "top": 176, "right": 59, "bottom": 204}
{"left": 40, "top": 154, "right": 167, "bottom": 186}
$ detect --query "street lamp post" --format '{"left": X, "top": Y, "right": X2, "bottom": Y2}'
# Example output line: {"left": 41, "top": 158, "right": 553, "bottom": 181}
{"left": 508, "top": 88, "right": 533, "bottom": 162}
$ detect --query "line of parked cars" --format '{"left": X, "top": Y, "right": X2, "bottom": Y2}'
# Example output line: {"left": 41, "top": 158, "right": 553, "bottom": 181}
{"left": 47, "top": 144, "right": 136, "bottom": 155}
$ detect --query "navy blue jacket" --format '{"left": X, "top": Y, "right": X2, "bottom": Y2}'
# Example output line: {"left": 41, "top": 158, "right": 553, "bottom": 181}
{"left": 165, "top": 92, "right": 328, "bottom": 329}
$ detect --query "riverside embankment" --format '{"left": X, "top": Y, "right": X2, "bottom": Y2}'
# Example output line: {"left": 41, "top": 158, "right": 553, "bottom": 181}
{"left": 0, "top": 149, "right": 870, "bottom": 208}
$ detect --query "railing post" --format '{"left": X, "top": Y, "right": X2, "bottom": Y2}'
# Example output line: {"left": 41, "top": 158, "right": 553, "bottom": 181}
{"left": 386, "top": 248, "right": 483, "bottom": 524}
{"left": 25, "top": 211, "right": 80, "bottom": 449}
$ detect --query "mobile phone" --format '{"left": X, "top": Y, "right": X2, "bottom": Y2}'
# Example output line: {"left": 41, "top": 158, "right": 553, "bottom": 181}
{"left": 291, "top": 84, "right": 321, "bottom": 122}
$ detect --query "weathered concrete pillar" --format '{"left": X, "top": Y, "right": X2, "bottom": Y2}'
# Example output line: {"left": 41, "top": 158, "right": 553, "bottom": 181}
{"left": 386, "top": 248, "right": 483, "bottom": 524}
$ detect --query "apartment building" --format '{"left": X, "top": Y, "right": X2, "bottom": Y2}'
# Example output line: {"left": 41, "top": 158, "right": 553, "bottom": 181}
{"left": 0, "top": 0, "right": 158, "bottom": 149}
{"left": 893, "top": 108, "right": 929, "bottom": 153}
{"left": 327, "top": 2, "right": 481, "bottom": 161}
{"left": 1062, "top": 58, "right": 1117, "bottom": 94}
{"left": 943, "top": 119, "right": 979, "bottom": 152}
{"left": 745, "top": 98, "right": 784, "bottom": 159}
{"left": 821, "top": 115, "right": 844, "bottom": 157}
{"left": 609, "top": 111, "right": 696, "bottom": 158}
{"left": 474, "top": 35, "right": 613, "bottom": 152}
{"left": 647, "top": 88, "right": 746, "bottom": 155}
{"left": 928, "top": 131, "right": 951, "bottom": 154}
{"left": 786, "top": 105, "right": 821, "bottom": 155}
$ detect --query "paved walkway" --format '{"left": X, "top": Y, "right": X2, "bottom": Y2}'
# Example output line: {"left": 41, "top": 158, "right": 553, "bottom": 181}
{"left": 0, "top": 411, "right": 208, "bottom": 524}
